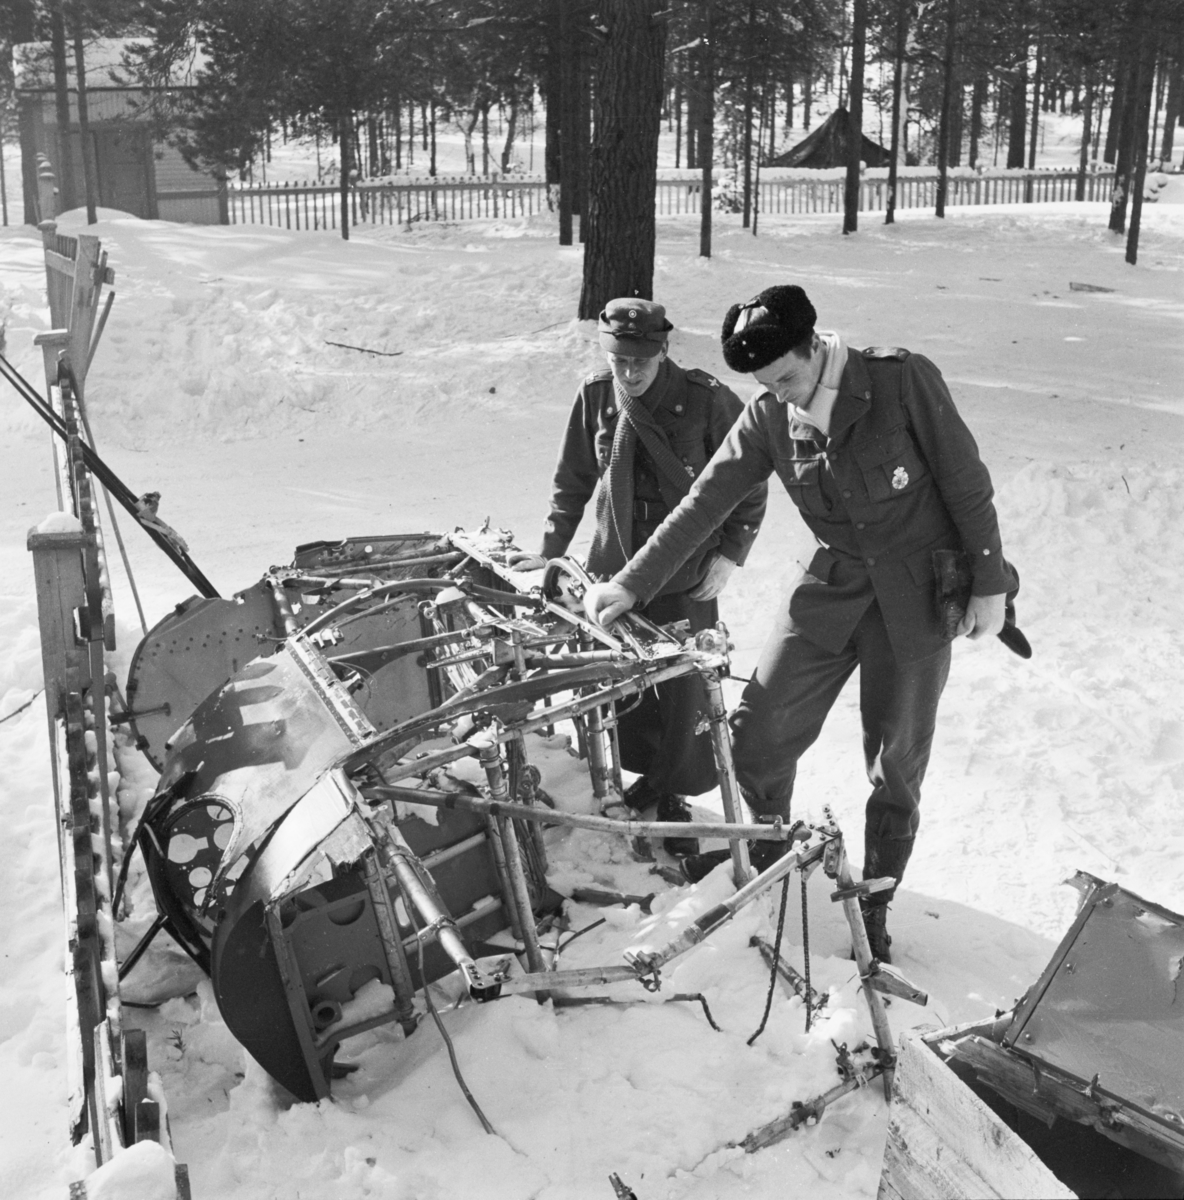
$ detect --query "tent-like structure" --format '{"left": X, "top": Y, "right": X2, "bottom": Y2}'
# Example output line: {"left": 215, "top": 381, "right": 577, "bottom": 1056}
{"left": 770, "top": 107, "right": 892, "bottom": 169}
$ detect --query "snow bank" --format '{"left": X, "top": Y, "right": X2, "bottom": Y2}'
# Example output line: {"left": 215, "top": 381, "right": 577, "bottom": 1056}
{"left": 1, "top": 193, "right": 1182, "bottom": 1200}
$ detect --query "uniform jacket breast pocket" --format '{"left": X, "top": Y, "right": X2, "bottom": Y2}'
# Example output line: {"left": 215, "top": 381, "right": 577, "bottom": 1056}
{"left": 777, "top": 454, "right": 831, "bottom": 518}
{"left": 672, "top": 433, "right": 709, "bottom": 480}
{"left": 853, "top": 428, "right": 928, "bottom": 503}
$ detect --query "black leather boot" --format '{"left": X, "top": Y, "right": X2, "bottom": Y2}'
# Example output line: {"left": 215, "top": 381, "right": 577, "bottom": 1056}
{"left": 860, "top": 903, "right": 893, "bottom": 964}
{"left": 655, "top": 793, "right": 699, "bottom": 857}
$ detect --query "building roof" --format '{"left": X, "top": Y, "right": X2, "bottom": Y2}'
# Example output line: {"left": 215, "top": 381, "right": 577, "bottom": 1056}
{"left": 13, "top": 36, "right": 205, "bottom": 92}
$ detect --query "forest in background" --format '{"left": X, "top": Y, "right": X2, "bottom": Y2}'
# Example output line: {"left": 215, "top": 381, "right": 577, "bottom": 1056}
{"left": 2, "top": 0, "right": 1182, "bottom": 308}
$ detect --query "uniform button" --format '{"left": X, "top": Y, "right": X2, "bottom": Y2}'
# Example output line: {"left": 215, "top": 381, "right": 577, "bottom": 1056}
{"left": 674, "top": 405, "right": 684, "bottom": 413}
{"left": 864, "top": 390, "right": 872, "bottom": 399}
{"left": 607, "top": 407, "right": 615, "bottom": 415}
{"left": 982, "top": 548, "right": 991, "bottom": 555}
{"left": 856, "top": 522, "right": 866, "bottom": 530}
{"left": 842, "top": 490, "right": 852, "bottom": 499}
{"left": 866, "top": 556, "right": 876, "bottom": 566}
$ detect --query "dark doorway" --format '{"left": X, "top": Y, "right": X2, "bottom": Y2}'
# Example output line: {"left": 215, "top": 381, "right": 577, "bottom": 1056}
{"left": 92, "top": 126, "right": 154, "bottom": 218}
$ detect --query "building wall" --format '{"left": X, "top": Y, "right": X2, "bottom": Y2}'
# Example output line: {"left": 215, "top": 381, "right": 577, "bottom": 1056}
{"left": 21, "top": 88, "right": 224, "bottom": 225}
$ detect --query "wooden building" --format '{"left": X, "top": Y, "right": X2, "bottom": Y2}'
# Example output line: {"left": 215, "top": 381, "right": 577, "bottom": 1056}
{"left": 14, "top": 37, "right": 226, "bottom": 226}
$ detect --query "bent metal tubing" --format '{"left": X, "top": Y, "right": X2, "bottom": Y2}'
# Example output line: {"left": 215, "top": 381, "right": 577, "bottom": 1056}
{"left": 364, "top": 783, "right": 798, "bottom": 845}
{"left": 624, "top": 834, "right": 833, "bottom": 977}
{"left": 341, "top": 654, "right": 722, "bottom": 777}
{"left": 487, "top": 834, "right": 834, "bottom": 1000}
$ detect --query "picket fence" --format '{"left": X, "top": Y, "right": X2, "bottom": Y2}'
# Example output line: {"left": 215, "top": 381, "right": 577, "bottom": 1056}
{"left": 226, "top": 168, "right": 1119, "bottom": 231}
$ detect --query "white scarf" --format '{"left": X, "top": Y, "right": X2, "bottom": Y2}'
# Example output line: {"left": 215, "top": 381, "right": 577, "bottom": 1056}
{"left": 791, "top": 331, "right": 847, "bottom": 437}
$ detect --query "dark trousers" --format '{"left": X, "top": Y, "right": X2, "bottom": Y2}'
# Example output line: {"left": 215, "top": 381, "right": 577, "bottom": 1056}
{"left": 730, "top": 599, "right": 951, "bottom": 899}
{"left": 616, "top": 590, "right": 720, "bottom": 797}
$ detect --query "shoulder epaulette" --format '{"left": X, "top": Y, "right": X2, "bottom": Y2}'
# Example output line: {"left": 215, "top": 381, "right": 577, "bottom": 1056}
{"left": 862, "top": 346, "right": 910, "bottom": 361}
{"left": 686, "top": 367, "right": 720, "bottom": 388}
{"left": 584, "top": 368, "right": 613, "bottom": 385}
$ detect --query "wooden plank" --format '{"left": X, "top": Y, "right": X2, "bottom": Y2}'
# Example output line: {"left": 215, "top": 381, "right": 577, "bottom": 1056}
{"left": 120, "top": 1029, "right": 153, "bottom": 1144}
{"left": 952, "top": 1035, "right": 1184, "bottom": 1175}
{"left": 45, "top": 248, "right": 76, "bottom": 279}
{"left": 27, "top": 529, "right": 90, "bottom": 718}
{"left": 878, "top": 1033, "right": 1075, "bottom": 1200}
{"left": 70, "top": 235, "right": 103, "bottom": 392}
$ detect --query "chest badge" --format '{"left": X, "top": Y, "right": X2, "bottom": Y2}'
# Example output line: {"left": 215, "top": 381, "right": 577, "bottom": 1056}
{"left": 892, "top": 466, "right": 909, "bottom": 490}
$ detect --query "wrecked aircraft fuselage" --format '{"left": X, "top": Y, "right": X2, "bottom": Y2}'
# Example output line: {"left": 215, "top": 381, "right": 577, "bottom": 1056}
{"left": 125, "top": 528, "right": 772, "bottom": 1101}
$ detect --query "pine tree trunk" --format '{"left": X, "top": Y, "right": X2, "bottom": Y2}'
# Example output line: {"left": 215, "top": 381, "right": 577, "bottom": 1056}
{"left": 674, "top": 76, "right": 683, "bottom": 168}
{"left": 1007, "top": 57, "right": 1028, "bottom": 168}
{"left": 685, "top": 52, "right": 699, "bottom": 170}
{"left": 1126, "top": 20, "right": 1158, "bottom": 262}
{"left": 936, "top": 0, "right": 957, "bottom": 218}
{"left": 741, "top": 0, "right": 756, "bottom": 228}
{"left": 949, "top": 76, "right": 964, "bottom": 166}
{"left": 1110, "top": 9, "right": 1146, "bottom": 234}
{"left": 1027, "top": 34, "right": 1043, "bottom": 171}
{"left": 576, "top": 34, "right": 592, "bottom": 236}
{"left": 49, "top": 3, "right": 77, "bottom": 212}
{"left": 430, "top": 101, "right": 437, "bottom": 176}
{"left": 578, "top": 0, "right": 666, "bottom": 318}
{"left": 886, "top": 0, "right": 907, "bottom": 224}
{"left": 1161, "top": 53, "right": 1182, "bottom": 161}
{"left": 501, "top": 99, "right": 519, "bottom": 172}
{"left": 969, "top": 74, "right": 987, "bottom": 167}
{"left": 70, "top": 18, "right": 98, "bottom": 224}
{"left": 699, "top": 0, "right": 714, "bottom": 258}
{"left": 544, "top": 2, "right": 562, "bottom": 186}
{"left": 1076, "top": 67, "right": 1094, "bottom": 199}
{"left": 558, "top": 0, "right": 575, "bottom": 243}
{"left": 1105, "top": 50, "right": 1131, "bottom": 164}
{"left": 843, "top": 0, "right": 866, "bottom": 234}
{"left": 339, "top": 116, "right": 351, "bottom": 241}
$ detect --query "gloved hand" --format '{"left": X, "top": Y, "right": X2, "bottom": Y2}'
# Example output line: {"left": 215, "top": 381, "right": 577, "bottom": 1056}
{"left": 506, "top": 550, "right": 547, "bottom": 571}
{"left": 687, "top": 553, "right": 737, "bottom": 602}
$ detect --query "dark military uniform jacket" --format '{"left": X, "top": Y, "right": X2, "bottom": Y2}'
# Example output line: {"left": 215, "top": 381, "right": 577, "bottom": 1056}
{"left": 616, "top": 348, "right": 1016, "bottom": 663}
{"left": 542, "top": 359, "right": 768, "bottom": 597}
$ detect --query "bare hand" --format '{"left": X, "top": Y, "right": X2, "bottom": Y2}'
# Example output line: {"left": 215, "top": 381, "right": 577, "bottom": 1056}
{"left": 687, "top": 553, "right": 737, "bottom": 602}
{"left": 584, "top": 581, "right": 638, "bottom": 627}
{"left": 506, "top": 551, "right": 547, "bottom": 571}
{"left": 956, "top": 592, "right": 1006, "bottom": 640}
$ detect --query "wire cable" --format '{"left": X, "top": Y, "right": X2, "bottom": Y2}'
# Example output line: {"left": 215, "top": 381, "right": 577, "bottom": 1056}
{"left": 801, "top": 872, "right": 813, "bottom": 1032}
{"left": 407, "top": 888, "right": 498, "bottom": 1136}
{"left": 0, "top": 690, "right": 43, "bottom": 725}
{"left": 746, "top": 869, "right": 792, "bottom": 1046}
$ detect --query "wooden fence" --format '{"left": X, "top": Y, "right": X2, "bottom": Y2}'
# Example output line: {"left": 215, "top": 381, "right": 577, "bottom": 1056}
{"left": 228, "top": 168, "right": 1119, "bottom": 231}
{"left": 227, "top": 175, "right": 550, "bottom": 230}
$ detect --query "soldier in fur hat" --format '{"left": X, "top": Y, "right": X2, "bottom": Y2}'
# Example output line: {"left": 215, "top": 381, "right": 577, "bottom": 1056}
{"left": 583, "top": 285, "right": 1024, "bottom": 962}
{"left": 514, "top": 298, "right": 768, "bottom": 856}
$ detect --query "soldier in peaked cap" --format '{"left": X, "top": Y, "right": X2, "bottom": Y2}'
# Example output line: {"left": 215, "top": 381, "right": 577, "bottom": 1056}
{"left": 583, "top": 285, "right": 1026, "bottom": 962}
{"left": 516, "top": 298, "right": 767, "bottom": 856}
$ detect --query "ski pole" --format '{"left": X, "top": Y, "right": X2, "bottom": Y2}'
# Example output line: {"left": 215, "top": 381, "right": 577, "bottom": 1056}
{"left": 0, "top": 351, "right": 220, "bottom": 598}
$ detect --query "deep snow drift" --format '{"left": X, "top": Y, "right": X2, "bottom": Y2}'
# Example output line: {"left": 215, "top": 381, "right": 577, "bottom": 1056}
{"left": 1, "top": 187, "right": 1182, "bottom": 1199}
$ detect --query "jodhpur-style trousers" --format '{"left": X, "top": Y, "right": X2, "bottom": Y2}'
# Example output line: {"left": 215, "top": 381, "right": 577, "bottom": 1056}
{"left": 730, "top": 598, "right": 951, "bottom": 901}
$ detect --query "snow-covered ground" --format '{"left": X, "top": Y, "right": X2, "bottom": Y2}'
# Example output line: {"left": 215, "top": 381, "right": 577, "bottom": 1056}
{"left": 1, "top": 181, "right": 1183, "bottom": 1200}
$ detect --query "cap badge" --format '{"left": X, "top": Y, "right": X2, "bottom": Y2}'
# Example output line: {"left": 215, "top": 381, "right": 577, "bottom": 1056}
{"left": 628, "top": 308, "right": 637, "bottom": 318}
{"left": 892, "top": 467, "right": 909, "bottom": 490}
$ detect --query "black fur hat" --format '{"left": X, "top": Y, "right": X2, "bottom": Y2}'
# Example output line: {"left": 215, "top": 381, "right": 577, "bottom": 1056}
{"left": 720, "top": 285, "right": 817, "bottom": 372}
